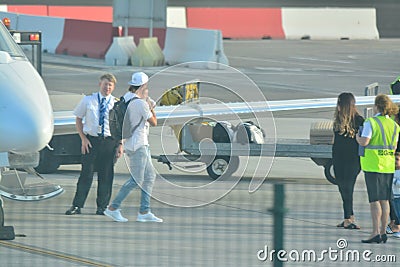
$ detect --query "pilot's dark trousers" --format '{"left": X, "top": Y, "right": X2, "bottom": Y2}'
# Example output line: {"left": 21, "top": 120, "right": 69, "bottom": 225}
{"left": 72, "top": 135, "right": 117, "bottom": 211}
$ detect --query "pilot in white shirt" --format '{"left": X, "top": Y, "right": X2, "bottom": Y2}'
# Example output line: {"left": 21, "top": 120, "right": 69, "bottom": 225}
{"left": 65, "top": 73, "right": 123, "bottom": 216}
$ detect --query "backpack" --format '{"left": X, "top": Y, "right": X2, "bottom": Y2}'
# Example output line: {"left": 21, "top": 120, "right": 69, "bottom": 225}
{"left": 109, "top": 96, "right": 138, "bottom": 141}
{"left": 234, "top": 121, "right": 265, "bottom": 144}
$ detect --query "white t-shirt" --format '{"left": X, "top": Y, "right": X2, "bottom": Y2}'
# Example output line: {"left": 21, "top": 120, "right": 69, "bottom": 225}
{"left": 73, "top": 92, "right": 115, "bottom": 137}
{"left": 361, "top": 113, "right": 381, "bottom": 138}
{"left": 123, "top": 94, "right": 153, "bottom": 152}
{"left": 123, "top": 91, "right": 137, "bottom": 102}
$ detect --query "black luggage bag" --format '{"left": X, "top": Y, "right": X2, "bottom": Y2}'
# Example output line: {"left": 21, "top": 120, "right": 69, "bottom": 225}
{"left": 0, "top": 226, "right": 15, "bottom": 240}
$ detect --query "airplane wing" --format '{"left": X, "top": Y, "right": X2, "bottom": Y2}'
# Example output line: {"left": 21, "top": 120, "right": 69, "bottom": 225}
{"left": 53, "top": 94, "right": 400, "bottom": 134}
{"left": 46, "top": 92, "right": 400, "bottom": 198}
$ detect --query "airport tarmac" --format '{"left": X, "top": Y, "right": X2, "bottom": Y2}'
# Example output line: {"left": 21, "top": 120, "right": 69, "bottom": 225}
{"left": 1, "top": 40, "right": 400, "bottom": 266}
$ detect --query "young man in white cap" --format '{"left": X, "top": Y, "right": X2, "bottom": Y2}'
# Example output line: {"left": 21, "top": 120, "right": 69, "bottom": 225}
{"left": 104, "top": 72, "right": 162, "bottom": 222}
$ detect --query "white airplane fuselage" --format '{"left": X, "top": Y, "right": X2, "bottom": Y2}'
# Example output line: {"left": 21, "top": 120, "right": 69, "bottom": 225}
{"left": 0, "top": 22, "right": 60, "bottom": 203}
{"left": 0, "top": 23, "right": 53, "bottom": 154}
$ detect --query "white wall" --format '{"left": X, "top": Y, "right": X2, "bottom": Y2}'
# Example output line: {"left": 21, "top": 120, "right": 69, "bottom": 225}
{"left": 167, "top": 7, "right": 186, "bottom": 28}
{"left": 282, "top": 8, "right": 379, "bottom": 40}
{"left": 0, "top": 12, "right": 65, "bottom": 53}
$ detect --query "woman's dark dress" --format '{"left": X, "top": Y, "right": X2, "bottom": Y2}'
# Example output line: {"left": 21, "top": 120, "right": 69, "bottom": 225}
{"left": 332, "top": 114, "right": 364, "bottom": 219}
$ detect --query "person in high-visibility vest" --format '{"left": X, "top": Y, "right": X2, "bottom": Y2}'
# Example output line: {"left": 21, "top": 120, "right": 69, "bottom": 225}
{"left": 357, "top": 94, "right": 400, "bottom": 244}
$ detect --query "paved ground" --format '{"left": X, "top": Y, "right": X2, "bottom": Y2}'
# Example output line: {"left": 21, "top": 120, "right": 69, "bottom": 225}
{"left": 1, "top": 40, "right": 400, "bottom": 266}
{"left": 1, "top": 116, "right": 399, "bottom": 266}
{"left": 2, "top": 128, "right": 399, "bottom": 266}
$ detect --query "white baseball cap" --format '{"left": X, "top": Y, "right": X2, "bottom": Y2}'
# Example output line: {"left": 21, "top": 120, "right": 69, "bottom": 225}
{"left": 128, "top": 72, "right": 149, "bottom": 86}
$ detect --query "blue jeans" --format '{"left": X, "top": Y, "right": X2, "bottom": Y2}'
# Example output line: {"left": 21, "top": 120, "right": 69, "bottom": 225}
{"left": 110, "top": 145, "right": 156, "bottom": 213}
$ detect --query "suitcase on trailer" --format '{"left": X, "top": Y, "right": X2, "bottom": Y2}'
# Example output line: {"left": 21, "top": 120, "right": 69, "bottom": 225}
{"left": 310, "top": 121, "right": 334, "bottom": 145}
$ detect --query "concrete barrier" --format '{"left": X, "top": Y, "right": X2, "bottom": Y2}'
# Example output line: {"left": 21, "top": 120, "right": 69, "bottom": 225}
{"left": 56, "top": 19, "right": 115, "bottom": 58}
{"left": 125, "top": 28, "right": 166, "bottom": 49}
{"left": 105, "top": 36, "right": 136, "bottom": 66}
{"left": 131, "top": 37, "right": 165, "bottom": 67}
{"left": 187, "top": 8, "right": 284, "bottom": 39}
{"left": 163, "top": 27, "right": 229, "bottom": 67}
{"left": 167, "top": 7, "right": 187, "bottom": 28}
{"left": 0, "top": 12, "right": 165, "bottom": 59}
{"left": 282, "top": 8, "right": 379, "bottom": 40}
{"left": 16, "top": 14, "right": 64, "bottom": 53}
{"left": 0, "top": 12, "right": 65, "bottom": 53}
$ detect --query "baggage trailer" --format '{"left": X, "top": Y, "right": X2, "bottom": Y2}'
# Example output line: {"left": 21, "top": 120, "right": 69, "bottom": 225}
{"left": 155, "top": 121, "right": 336, "bottom": 184}
{"left": 155, "top": 82, "right": 382, "bottom": 184}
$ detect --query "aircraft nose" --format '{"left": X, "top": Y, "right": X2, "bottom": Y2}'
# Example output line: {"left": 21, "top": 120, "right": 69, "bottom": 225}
{"left": 0, "top": 63, "right": 53, "bottom": 153}
{"left": 7, "top": 98, "right": 53, "bottom": 153}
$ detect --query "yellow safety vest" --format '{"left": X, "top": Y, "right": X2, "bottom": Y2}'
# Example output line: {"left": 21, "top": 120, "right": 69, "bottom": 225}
{"left": 360, "top": 116, "right": 399, "bottom": 173}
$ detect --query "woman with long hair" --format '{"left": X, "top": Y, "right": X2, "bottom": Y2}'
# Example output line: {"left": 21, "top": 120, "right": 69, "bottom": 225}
{"left": 333, "top": 92, "right": 364, "bottom": 229}
{"left": 357, "top": 94, "right": 400, "bottom": 243}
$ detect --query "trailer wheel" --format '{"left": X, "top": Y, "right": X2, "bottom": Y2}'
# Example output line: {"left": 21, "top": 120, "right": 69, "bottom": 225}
{"left": 35, "top": 148, "right": 60, "bottom": 174}
{"left": 324, "top": 160, "right": 336, "bottom": 185}
{"left": 206, "top": 156, "right": 239, "bottom": 180}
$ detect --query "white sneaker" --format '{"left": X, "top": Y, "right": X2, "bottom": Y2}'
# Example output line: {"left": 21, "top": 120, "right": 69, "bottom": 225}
{"left": 393, "top": 232, "right": 400, "bottom": 238}
{"left": 104, "top": 208, "right": 128, "bottom": 222}
{"left": 136, "top": 211, "right": 163, "bottom": 223}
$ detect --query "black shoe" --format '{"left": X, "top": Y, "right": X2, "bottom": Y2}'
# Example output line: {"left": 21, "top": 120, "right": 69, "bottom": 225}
{"left": 361, "top": 234, "right": 381, "bottom": 244}
{"left": 381, "top": 234, "right": 388, "bottom": 243}
{"left": 95, "top": 209, "right": 105, "bottom": 215}
{"left": 65, "top": 206, "right": 81, "bottom": 215}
